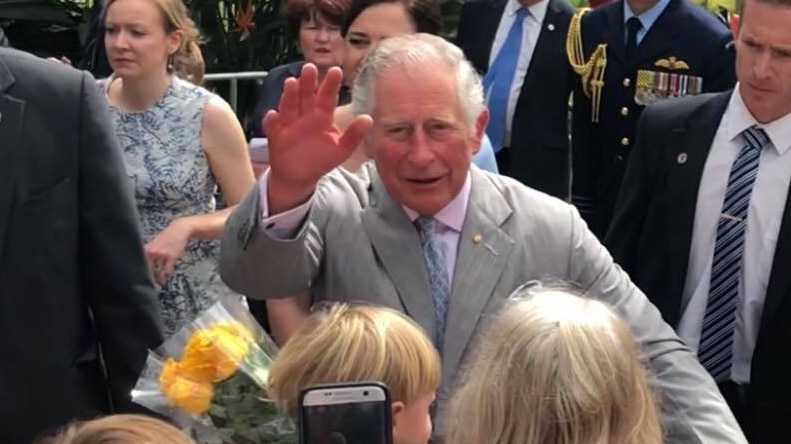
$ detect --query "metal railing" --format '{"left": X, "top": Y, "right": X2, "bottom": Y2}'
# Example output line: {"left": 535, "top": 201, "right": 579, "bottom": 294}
{"left": 204, "top": 71, "right": 269, "bottom": 113}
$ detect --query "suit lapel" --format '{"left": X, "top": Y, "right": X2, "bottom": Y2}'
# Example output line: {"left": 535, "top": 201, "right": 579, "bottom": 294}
{"left": 361, "top": 172, "right": 436, "bottom": 335}
{"left": 0, "top": 57, "right": 24, "bottom": 259}
{"left": 477, "top": 0, "right": 508, "bottom": 69}
{"left": 442, "top": 168, "right": 515, "bottom": 388}
{"left": 521, "top": 0, "right": 562, "bottom": 90}
{"left": 663, "top": 92, "right": 730, "bottom": 324}
{"left": 602, "top": 2, "right": 627, "bottom": 65}
{"left": 631, "top": 0, "right": 682, "bottom": 67}
{"left": 758, "top": 179, "right": 791, "bottom": 340}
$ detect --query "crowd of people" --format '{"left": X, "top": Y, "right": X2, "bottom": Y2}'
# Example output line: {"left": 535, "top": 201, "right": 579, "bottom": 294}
{"left": 0, "top": 0, "right": 789, "bottom": 441}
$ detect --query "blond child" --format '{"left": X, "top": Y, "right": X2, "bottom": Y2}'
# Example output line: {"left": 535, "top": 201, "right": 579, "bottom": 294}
{"left": 267, "top": 303, "right": 441, "bottom": 444}
{"left": 446, "top": 284, "right": 662, "bottom": 444}
{"left": 34, "top": 414, "right": 194, "bottom": 444}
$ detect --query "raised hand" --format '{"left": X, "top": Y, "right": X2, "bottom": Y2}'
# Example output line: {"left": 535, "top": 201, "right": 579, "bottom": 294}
{"left": 264, "top": 64, "right": 373, "bottom": 214}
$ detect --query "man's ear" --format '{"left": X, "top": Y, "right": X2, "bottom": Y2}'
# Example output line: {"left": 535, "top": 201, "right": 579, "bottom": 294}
{"left": 391, "top": 401, "right": 406, "bottom": 442}
{"left": 471, "top": 109, "right": 489, "bottom": 155}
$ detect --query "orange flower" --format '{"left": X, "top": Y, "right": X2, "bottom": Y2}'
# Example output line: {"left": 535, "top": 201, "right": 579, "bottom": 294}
{"left": 159, "top": 358, "right": 214, "bottom": 415}
{"left": 181, "top": 322, "right": 252, "bottom": 382}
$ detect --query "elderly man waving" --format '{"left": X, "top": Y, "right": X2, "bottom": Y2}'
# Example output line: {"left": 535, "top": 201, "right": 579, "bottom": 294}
{"left": 220, "top": 33, "right": 744, "bottom": 442}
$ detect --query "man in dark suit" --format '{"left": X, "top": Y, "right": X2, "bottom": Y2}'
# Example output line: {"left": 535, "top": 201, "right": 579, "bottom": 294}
{"left": 606, "top": 0, "right": 791, "bottom": 440}
{"left": 568, "top": 0, "right": 736, "bottom": 237}
{"left": 0, "top": 48, "right": 163, "bottom": 443}
{"left": 457, "top": 0, "right": 575, "bottom": 199}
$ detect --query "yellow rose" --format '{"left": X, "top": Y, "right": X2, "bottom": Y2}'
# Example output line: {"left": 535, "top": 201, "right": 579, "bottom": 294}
{"left": 179, "top": 350, "right": 219, "bottom": 384}
{"left": 159, "top": 357, "right": 214, "bottom": 415}
{"left": 182, "top": 323, "right": 251, "bottom": 382}
{"left": 216, "top": 321, "right": 255, "bottom": 343}
{"left": 159, "top": 357, "right": 181, "bottom": 390}
{"left": 165, "top": 377, "right": 214, "bottom": 415}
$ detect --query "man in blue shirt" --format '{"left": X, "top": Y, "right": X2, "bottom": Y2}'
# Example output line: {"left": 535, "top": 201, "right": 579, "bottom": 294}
{"left": 568, "top": 0, "right": 735, "bottom": 237}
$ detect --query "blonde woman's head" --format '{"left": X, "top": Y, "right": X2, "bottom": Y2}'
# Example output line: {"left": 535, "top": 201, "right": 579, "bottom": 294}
{"left": 268, "top": 303, "right": 441, "bottom": 444}
{"left": 446, "top": 283, "right": 662, "bottom": 444}
{"left": 103, "top": 0, "right": 205, "bottom": 84}
{"left": 35, "top": 414, "right": 194, "bottom": 444}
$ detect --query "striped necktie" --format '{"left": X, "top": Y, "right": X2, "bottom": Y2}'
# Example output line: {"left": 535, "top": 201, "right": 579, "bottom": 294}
{"left": 416, "top": 217, "right": 450, "bottom": 352}
{"left": 698, "top": 125, "right": 770, "bottom": 382}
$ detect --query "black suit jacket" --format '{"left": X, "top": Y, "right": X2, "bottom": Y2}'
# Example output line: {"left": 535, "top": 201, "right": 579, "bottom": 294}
{"left": 457, "top": 0, "right": 575, "bottom": 200}
{"left": 0, "top": 48, "right": 163, "bottom": 443}
{"left": 606, "top": 91, "right": 791, "bottom": 443}
{"left": 571, "top": 0, "right": 735, "bottom": 237}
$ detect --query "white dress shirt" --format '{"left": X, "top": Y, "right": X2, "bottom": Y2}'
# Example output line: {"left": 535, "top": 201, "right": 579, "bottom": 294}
{"left": 678, "top": 85, "right": 791, "bottom": 384}
{"left": 258, "top": 168, "right": 472, "bottom": 285}
{"left": 488, "top": 0, "right": 548, "bottom": 148}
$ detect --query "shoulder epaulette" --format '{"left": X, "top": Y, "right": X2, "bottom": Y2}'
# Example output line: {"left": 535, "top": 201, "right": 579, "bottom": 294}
{"left": 566, "top": 8, "right": 608, "bottom": 123}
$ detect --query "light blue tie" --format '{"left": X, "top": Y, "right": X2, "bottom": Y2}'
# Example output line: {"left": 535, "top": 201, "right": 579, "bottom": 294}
{"left": 416, "top": 217, "right": 450, "bottom": 352}
{"left": 698, "top": 126, "right": 769, "bottom": 382}
{"left": 483, "top": 7, "right": 529, "bottom": 153}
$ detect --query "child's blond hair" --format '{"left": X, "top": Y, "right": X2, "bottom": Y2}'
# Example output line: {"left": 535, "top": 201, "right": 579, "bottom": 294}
{"left": 35, "top": 414, "right": 194, "bottom": 444}
{"left": 267, "top": 303, "right": 441, "bottom": 414}
{"left": 446, "top": 284, "right": 662, "bottom": 444}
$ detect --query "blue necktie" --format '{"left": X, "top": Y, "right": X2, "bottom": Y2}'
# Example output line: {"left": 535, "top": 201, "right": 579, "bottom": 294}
{"left": 483, "top": 8, "right": 529, "bottom": 153}
{"left": 416, "top": 217, "right": 450, "bottom": 352}
{"left": 698, "top": 126, "right": 769, "bottom": 382}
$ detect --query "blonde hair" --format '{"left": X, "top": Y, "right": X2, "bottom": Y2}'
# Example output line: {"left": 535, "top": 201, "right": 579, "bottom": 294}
{"left": 267, "top": 303, "right": 441, "bottom": 415}
{"left": 104, "top": 0, "right": 205, "bottom": 84}
{"left": 446, "top": 284, "right": 662, "bottom": 444}
{"left": 35, "top": 414, "right": 194, "bottom": 444}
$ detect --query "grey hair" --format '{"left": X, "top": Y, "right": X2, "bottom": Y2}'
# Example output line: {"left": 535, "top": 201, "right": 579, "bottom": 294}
{"left": 351, "top": 33, "right": 485, "bottom": 135}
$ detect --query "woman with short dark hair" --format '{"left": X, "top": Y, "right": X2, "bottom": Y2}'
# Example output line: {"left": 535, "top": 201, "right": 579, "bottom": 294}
{"left": 247, "top": 0, "right": 350, "bottom": 137}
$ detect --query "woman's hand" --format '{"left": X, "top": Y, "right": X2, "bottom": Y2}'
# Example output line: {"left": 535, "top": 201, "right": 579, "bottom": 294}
{"left": 145, "top": 219, "right": 192, "bottom": 286}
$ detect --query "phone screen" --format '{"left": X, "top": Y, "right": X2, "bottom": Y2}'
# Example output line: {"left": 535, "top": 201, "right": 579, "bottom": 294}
{"left": 301, "top": 387, "right": 390, "bottom": 444}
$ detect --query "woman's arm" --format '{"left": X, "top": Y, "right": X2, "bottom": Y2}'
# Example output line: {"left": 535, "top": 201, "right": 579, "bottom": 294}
{"left": 185, "top": 96, "right": 256, "bottom": 238}
{"left": 145, "top": 96, "right": 255, "bottom": 284}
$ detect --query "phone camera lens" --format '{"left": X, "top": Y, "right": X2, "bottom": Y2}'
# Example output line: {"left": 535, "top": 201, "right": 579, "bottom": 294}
{"left": 363, "top": 391, "right": 369, "bottom": 396}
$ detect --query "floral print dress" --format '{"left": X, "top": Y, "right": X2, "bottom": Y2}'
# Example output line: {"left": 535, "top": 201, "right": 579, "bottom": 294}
{"left": 103, "top": 75, "right": 241, "bottom": 336}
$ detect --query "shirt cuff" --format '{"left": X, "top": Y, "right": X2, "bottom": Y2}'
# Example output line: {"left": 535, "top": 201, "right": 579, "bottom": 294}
{"left": 258, "top": 169, "right": 312, "bottom": 239}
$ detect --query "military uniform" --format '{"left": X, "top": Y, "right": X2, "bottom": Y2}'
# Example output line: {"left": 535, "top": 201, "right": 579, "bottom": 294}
{"left": 568, "top": 0, "right": 735, "bottom": 237}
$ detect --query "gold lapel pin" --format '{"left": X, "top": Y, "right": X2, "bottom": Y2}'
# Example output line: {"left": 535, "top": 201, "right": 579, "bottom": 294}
{"left": 473, "top": 234, "right": 483, "bottom": 244}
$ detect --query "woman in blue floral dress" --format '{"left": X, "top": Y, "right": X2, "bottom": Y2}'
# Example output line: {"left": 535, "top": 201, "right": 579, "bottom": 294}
{"left": 101, "top": 0, "right": 255, "bottom": 335}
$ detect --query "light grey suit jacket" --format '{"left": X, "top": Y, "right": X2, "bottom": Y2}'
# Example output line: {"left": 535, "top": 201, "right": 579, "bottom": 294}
{"left": 221, "top": 164, "right": 745, "bottom": 443}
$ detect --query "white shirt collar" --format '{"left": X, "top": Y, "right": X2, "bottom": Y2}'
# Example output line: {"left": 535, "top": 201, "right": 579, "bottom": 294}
{"left": 723, "top": 84, "right": 791, "bottom": 156}
{"left": 506, "top": 0, "right": 549, "bottom": 23}
{"left": 403, "top": 171, "right": 472, "bottom": 232}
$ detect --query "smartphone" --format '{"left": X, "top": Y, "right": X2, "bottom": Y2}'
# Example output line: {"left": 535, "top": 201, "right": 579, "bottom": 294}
{"left": 299, "top": 382, "right": 393, "bottom": 444}
{"left": 249, "top": 137, "right": 269, "bottom": 163}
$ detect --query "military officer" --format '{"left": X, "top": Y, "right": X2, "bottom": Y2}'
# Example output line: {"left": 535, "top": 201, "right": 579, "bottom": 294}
{"left": 567, "top": 0, "right": 735, "bottom": 237}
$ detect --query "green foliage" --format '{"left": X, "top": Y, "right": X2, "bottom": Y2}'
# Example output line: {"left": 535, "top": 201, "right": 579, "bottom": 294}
{"left": 209, "top": 370, "right": 297, "bottom": 444}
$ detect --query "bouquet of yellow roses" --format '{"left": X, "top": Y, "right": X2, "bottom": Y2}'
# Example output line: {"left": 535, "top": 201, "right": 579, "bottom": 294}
{"left": 131, "top": 298, "right": 297, "bottom": 444}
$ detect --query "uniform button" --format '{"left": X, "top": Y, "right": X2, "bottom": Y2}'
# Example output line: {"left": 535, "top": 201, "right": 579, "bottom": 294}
{"left": 623, "top": 78, "right": 631, "bottom": 87}
{"left": 616, "top": 155, "right": 624, "bottom": 162}
{"left": 620, "top": 106, "right": 629, "bottom": 116}
{"left": 621, "top": 137, "right": 630, "bottom": 146}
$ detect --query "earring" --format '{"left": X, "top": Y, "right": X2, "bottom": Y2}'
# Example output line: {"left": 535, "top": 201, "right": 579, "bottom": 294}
{"left": 167, "top": 54, "right": 174, "bottom": 72}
